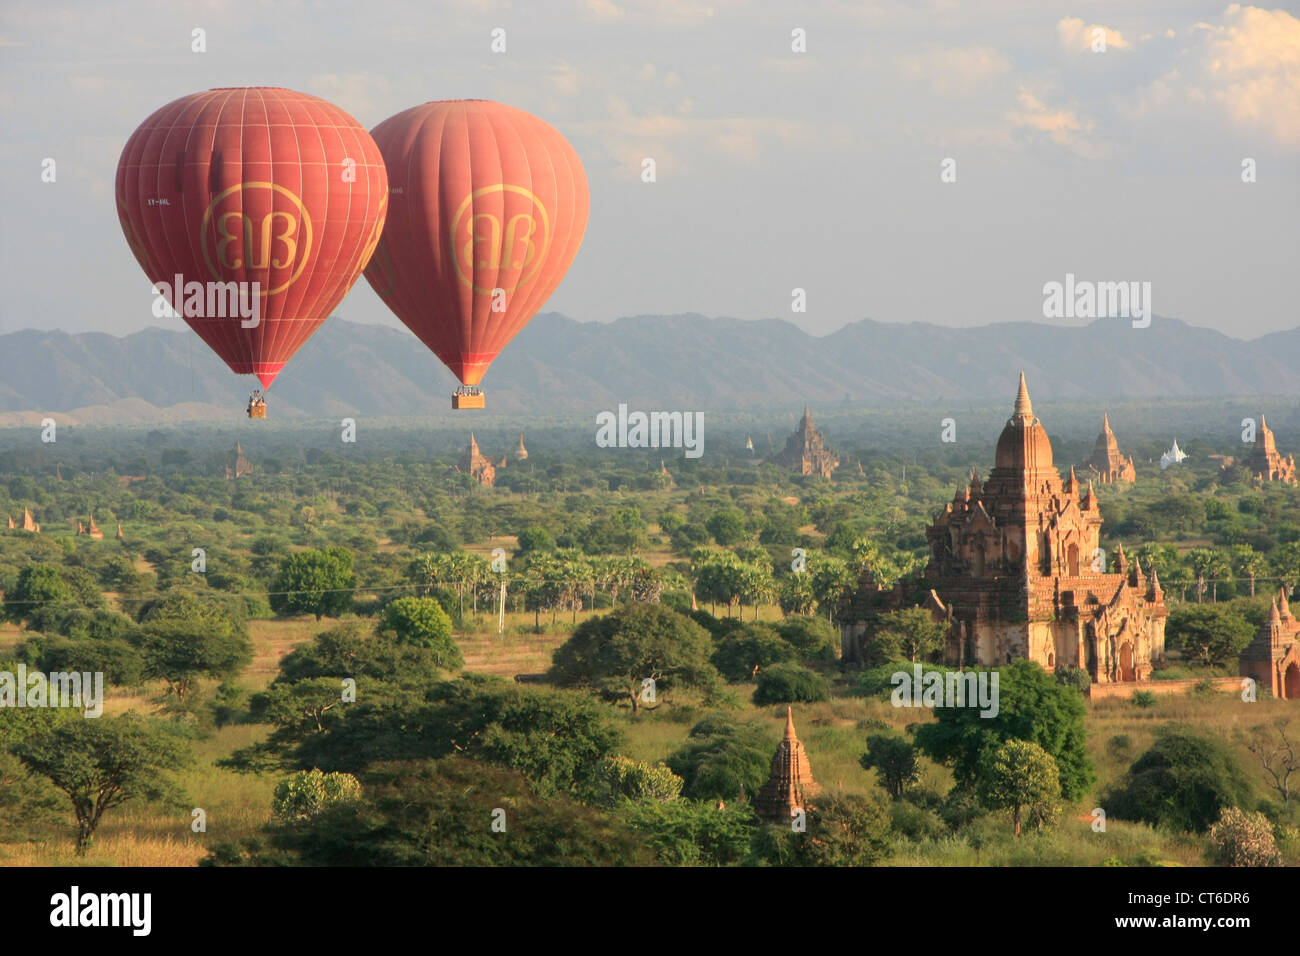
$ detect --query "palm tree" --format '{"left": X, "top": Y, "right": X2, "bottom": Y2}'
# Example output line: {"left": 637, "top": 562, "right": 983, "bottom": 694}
{"left": 1230, "top": 544, "right": 1265, "bottom": 598}
{"left": 1188, "top": 548, "right": 1215, "bottom": 603}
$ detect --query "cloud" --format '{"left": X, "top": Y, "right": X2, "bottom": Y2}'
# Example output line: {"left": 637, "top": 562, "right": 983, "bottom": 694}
{"left": 1057, "top": 16, "right": 1131, "bottom": 52}
{"left": 899, "top": 45, "right": 1012, "bottom": 96}
{"left": 1121, "top": 5, "right": 1300, "bottom": 149}
{"left": 1007, "top": 87, "right": 1095, "bottom": 151}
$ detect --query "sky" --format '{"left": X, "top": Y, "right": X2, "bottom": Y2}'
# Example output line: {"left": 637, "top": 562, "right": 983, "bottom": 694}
{"left": 1, "top": 0, "right": 1297, "bottom": 340}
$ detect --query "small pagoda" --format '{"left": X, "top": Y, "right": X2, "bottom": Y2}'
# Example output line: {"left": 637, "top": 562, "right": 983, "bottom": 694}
{"left": 755, "top": 707, "right": 822, "bottom": 823}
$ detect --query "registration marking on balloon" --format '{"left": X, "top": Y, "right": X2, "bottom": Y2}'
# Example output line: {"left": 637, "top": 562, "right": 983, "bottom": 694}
{"left": 200, "top": 182, "right": 314, "bottom": 296}
{"left": 450, "top": 184, "right": 551, "bottom": 295}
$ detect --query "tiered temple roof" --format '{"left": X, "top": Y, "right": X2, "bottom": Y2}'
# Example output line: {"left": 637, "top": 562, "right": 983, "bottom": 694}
{"left": 774, "top": 406, "right": 839, "bottom": 478}
{"left": 1084, "top": 414, "right": 1136, "bottom": 484}
{"left": 754, "top": 708, "right": 822, "bottom": 823}
{"left": 1243, "top": 416, "right": 1298, "bottom": 485}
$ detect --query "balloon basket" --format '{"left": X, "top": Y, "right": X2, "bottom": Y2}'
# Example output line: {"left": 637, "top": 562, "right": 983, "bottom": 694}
{"left": 452, "top": 392, "right": 485, "bottom": 409}
{"left": 247, "top": 405, "right": 267, "bottom": 419}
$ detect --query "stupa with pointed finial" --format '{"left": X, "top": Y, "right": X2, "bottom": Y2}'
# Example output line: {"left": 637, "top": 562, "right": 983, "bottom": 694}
{"left": 516, "top": 433, "right": 528, "bottom": 461}
{"left": 755, "top": 707, "right": 823, "bottom": 823}
{"left": 1085, "top": 414, "right": 1136, "bottom": 484}
{"left": 840, "top": 373, "right": 1167, "bottom": 685}
{"left": 774, "top": 405, "right": 839, "bottom": 478}
{"left": 1243, "top": 415, "right": 1298, "bottom": 485}
{"left": 1240, "top": 587, "right": 1300, "bottom": 699}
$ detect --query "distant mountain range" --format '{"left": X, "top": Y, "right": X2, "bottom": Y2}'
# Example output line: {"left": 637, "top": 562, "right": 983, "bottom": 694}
{"left": 1, "top": 313, "right": 1298, "bottom": 423}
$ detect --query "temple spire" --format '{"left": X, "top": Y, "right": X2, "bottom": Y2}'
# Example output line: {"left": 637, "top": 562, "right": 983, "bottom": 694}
{"left": 784, "top": 705, "right": 796, "bottom": 740}
{"left": 1013, "top": 372, "right": 1033, "bottom": 419}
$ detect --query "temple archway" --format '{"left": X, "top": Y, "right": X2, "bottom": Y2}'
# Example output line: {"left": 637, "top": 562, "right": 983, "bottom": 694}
{"left": 1066, "top": 542, "right": 1080, "bottom": 576}
{"left": 1119, "top": 642, "right": 1135, "bottom": 682}
{"left": 1284, "top": 662, "right": 1300, "bottom": 700}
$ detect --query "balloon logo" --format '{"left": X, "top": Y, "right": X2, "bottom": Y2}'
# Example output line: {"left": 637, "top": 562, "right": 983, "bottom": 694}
{"left": 200, "top": 182, "right": 313, "bottom": 294}
{"left": 364, "top": 100, "right": 589, "bottom": 401}
{"left": 450, "top": 184, "right": 551, "bottom": 294}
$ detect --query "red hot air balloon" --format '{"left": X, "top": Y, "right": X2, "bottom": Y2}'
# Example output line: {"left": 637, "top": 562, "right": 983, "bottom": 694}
{"left": 363, "top": 100, "right": 589, "bottom": 409}
{"left": 116, "top": 87, "right": 388, "bottom": 415}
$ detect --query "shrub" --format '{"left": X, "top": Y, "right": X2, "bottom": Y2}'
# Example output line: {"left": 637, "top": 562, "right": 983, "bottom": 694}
{"left": 1055, "top": 666, "right": 1091, "bottom": 695}
{"left": 272, "top": 769, "right": 363, "bottom": 822}
{"left": 1132, "top": 690, "right": 1158, "bottom": 709}
{"left": 1206, "top": 807, "right": 1282, "bottom": 867}
{"left": 753, "top": 663, "right": 829, "bottom": 705}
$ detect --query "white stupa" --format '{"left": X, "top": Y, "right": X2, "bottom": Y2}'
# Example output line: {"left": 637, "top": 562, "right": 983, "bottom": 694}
{"left": 1160, "top": 438, "right": 1188, "bottom": 470}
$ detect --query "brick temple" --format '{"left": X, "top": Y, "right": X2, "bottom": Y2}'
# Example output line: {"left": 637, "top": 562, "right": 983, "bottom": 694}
{"left": 841, "top": 374, "right": 1167, "bottom": 684}
{"left": 774, "top": 406, "right": 839, "bottom": 478}
{"left": 755, "top": 707, "right": 822, "bottom": 823}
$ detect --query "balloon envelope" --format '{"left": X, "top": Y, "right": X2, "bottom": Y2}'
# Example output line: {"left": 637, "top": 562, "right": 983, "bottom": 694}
{"left": 116, "top": 87, "right": 388, "bottom": 389}
{"left": 363, "top": 100, "right": 589, "bottom": 386}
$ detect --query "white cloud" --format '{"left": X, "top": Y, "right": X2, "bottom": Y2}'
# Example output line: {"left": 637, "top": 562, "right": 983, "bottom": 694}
{"left": 1121, "top": 5, "right": 1300, "bottom": 149}
{"left": 1057, "top": 16, "right": 1131, "bottom": 52}
{"left": 1007, "top": 87, "right": 1096, "bottom": 152}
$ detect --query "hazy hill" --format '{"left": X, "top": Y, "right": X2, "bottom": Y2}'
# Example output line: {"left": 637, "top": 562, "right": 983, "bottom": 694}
{"left": 1, "top": 313, "right": 1297, "bottom": 422}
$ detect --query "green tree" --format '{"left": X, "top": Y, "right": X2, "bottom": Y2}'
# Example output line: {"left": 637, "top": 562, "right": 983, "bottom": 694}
{"left": 753, "top": 663, "right": 830, "bottom": 705}
{"left": 269, "top": 547, "right": 356, "bottom": 620}
{"left": 549, "top": 604, "right": 719, "bottom": 715}
{"left": 711, "top": 623, "right": 795, "bottom": 682}
{"left": 874, "top": 608, "right": 946, "bottom": 663}
{"left": 1165, "top": 605, "right": 1255, "bottom": 667}
{"left": 137, "top": 590, "right": 252, "bottom": 703}
{"left": 3, "top": 564, "right": 73, "bottom": 628}
{"left": 977, "top": 739, "right": 1061, "bottom": 836}
{"left": 209, "top": 758, "right": 654, "bottom": 867}
{"left": 914, "top": 659, "right": 1094, "bottom": 801}
{"left": 1106, "top": 725, "right": 1255, "bottom": 833}
{"left": 380, "top": 596, "right": 461, "bottom": 669}
{"left": 860, "top": 733, "right": 921, "bottom": 799}
{"left": 13, "top": 713, "right": 190, "bottom": 854}
{"left": 707, "top": 508, "right": 749, "bottom": 546}
{"left": 757, "top": 791, "right": 893, "bottom": 866}
{"left": 623, "top": 800, "right": 756, "bottom": 865}
{"left": 515, "top": 526, "right": 556, "bottom": 553}
{"left": 666, "top": 714, "right": 772, "bottom": 803}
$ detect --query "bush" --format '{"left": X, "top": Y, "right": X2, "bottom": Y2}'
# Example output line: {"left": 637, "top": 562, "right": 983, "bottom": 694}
{"left": 753, "top": 663, "right": 829, "bottom": 705}
{"left": 272, "top": 769, "right": 364, "bottom": 822}
{"left": 1055, "top": 666, "right": 1091, "bottom": 695}
{"left": 1107, "top": 725, "right": 1255, "bottom": 833}
{"left": 1206, "top": 807, "right": 1282, "bottom": 867}
{"left": 1132, "top": 690, "right": 1157, "bottom": 709}
{"left": 711, "top": 623, "right": 795, "bottom": 682}
{"left": 890, "top": 800, "right": 947, "bottom": 842}
{"left": 773, "top": 615, "right": 839, "bottom": 662}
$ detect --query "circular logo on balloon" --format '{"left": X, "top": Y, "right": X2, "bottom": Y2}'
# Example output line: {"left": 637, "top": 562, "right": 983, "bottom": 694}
{"left": 450, "top": 184, "right": 551, "bottom": 295}
{"left": 200, "top": 181, "right": 313, "bottom": 296}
